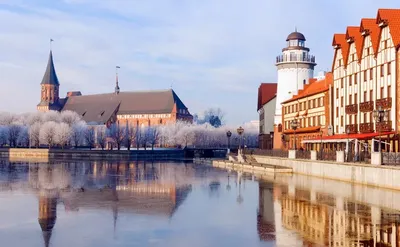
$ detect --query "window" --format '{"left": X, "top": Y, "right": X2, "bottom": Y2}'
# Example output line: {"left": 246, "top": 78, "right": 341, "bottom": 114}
{"left": 303, "top": 79, "right": 306, "bottom": 85}
{"left": 336, "top": 107, "right": 339, "bottom": 116}
{"left": 388, "top": 85, "right": 391, "bottom": 98}
{"left": 366, "top": 48, "right": 370, "bottom": 56}
{"left": 313, "top": 99, "right": 317, "bottom": 108}
{"left": 341, "top": 116, "right": 344, "bottom": 126}
{"left": 313, "top": 116, "right": 316, "bottom": 126}
{"left": 363, "top": 91, "right": 367, "bottom": 102}
{"left": 381, "top": 87, "right": 384, "bottom": 99}
{"left": 355, "top": 115, "right": 358, "bottom": 125}
{"left": 354, "top": 93, "right": 358, "bottom": 104}
{"left": 364, "top": 70, "right": 367, "bottom": 82}
{"left": 339, "top": 59, "right": 342, "bottom": 66}
{"left": 341, "top": 78, "right": 344, "bottom": 88}
{"left": 387, "top": 110, "right": 391, "bottom": 121}
{"left": 370, "top": 112, "right": 373, "bottom": 123}
{"left": 336, "top": 126, "right": 339, "bottom": 134}
{"left": 318, "top": 116, "right": 321, "bottom": 125}
{"left": 349, "top": 115, "right": 352, "bottom": 125}
{"left": 354, "top": 73, "right": 358, "bottom": 84}
{"left": 336, "top": 88, "right": 339, "bottom": 99}
{"left": 349, "top": 75, "right": 352, "bottom": 86}
{"left": 341, "top": 97, "right": 344, "bottom": 107}
{"left": 380, "top": 65, "right": 384, "bottom": 77}
{"left": 370, "top": 69, "right": 373, "bottom": 80}
{"left": 321, "top": 97, "right": 324, "bottom": 106}
{"left": 388, "top": 62, "right": 391, "bottom": 75}
{"left": 370, "top": 90, "right": 373, "bottom": 101}
{"left": 349, "top": 95, "right": 352, "bottom": 105}
{"left": 363, "top": 113, "right": 367, "bottom": 123}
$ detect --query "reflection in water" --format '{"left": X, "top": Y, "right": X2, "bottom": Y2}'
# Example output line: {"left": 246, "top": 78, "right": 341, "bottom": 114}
{"left": 258, "top": 180, "right": 400, "bottom": 247}
{"left": 2, "top": 160, "right": 199, "bottom": 247}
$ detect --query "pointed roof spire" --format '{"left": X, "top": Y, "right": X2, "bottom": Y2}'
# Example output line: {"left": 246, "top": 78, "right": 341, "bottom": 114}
{"left": 115, "top": 66, "right": 120, "bottom": 94}
{"left": 41, "top": 50, "right": 60, "bottom": 85}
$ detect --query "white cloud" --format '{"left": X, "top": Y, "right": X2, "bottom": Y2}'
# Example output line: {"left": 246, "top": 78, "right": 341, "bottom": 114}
{"left": 1, "top": 0, "right": 400, "bottom": 124}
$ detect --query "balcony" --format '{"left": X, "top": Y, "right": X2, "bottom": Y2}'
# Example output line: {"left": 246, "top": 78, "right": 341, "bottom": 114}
{"left": 345, "top": 124, "right": 358, "bottom": 134}
{"left": 359, "top": 123, "right": 374, "bottom": 133}
{"left": 276, "top": 54, "right": 316, "bottom": 64}
{"left": 345, "top": 104, "right": 358, "bottom": 114}
{"left": 376, "top": 97, "right": 392, "bottom": 109}
{"left": 376, "top": 121, "right": 392, "bottom": 132}
{"left": 359, "top": 101, "right": 374, "bottom": 112}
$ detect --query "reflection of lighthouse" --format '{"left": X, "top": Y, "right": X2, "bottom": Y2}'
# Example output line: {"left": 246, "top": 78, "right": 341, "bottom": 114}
{"left": 38, "top": 190, "right": 58, "bottom": 247}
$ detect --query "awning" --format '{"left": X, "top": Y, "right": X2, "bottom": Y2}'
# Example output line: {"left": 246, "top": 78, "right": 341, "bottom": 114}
{"left": 283, "top": 126, "right": 320, "bottom": 134}
{"left": 301, "top": 131, "right": 395, "bottom": 144}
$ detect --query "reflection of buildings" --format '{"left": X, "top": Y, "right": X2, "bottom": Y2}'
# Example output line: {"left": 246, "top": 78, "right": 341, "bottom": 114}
{"left": 258, "top": 182, "right": 400, "bottom": 247}
{"left": 14, "top": 161, "right": 194, "bottom": 247}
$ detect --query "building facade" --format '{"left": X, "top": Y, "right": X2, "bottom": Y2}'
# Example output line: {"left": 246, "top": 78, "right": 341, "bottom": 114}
{"left": 280, "top": 73, "right": 333, "bottom": 150}
{"left": 37, "top": 50, "right": 193, "bottom": 127}
{"left": 273, "top": 31, "right": 317, "bottom": 149}
{"left": 258, "top": 83, "right": 277, "bottom": 149}
{"left": 329, "top": 9, "right": 400, "bottom": 152}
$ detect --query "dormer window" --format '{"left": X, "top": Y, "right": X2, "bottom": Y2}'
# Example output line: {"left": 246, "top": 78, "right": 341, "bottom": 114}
{"left": 82, "top": 111, "right": 86, "bottom": 117}
{"left": 99, "top": 110, "right": 105, "bottom": 116}
{"left": 347, "top": 37, "right": 354, "bottom": 43}
{"left": 379, "top": 19, "right": 388, "bottom": 27}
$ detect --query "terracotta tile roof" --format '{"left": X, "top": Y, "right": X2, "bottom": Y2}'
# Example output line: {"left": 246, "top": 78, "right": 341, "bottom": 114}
{"left": 360, "top": 18, "right": 381, "bottom": 55}
{"left": 281, "top": 73, "right": 333, "bottom": 105}
{"left": 345, "top": 26, "right": 363, "bottom": 63}
{"left": 257, "top": 83, "right": 277, "bottom": 110}
{"left": 377, "top": 9, "right": 400, "bottom": 50}
{"left": 332, "top": 34, "right": 348, "bottom": 69}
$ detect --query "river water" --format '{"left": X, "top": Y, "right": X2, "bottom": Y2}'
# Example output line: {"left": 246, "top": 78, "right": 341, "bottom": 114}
{"left": 0, "top": 159, "right": 399, "bottom": 247}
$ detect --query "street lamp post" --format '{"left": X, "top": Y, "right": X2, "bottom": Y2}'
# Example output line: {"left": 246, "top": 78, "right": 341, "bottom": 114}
{"left": 373, "top": 106, "right": 389, "bottom": 156}
{"left": 226, "top": 130, "right": 232, "bottom": 153}
{"left": 270, "top": 132, "right": 274, "bottom": 150}
{"left": 290, "top": 119, "right": 299, "bottom": 150}
{"left": 237, "top": 126, "right": 244, "bottom": 154}
{"left": 320, "top": 130, "right": 323, "bottom": 160}
{"left": 346, "top": 127, "right": 350, "bottom": 162}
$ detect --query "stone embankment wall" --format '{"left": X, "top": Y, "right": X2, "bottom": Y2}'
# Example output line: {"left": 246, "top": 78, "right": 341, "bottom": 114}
{"left": 254, "top": 155, "right": 400, "bottom": 190}
{"left": 0, "top": 148, "right": 184, "bottom": 160}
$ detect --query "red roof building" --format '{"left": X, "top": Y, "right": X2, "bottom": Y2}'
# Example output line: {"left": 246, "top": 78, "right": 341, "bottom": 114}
{"left": 257, "top": 83, "right": 277, "bottom": 149}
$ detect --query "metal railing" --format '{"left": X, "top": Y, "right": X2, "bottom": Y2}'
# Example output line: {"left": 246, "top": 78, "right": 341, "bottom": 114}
{"left": 296, "top": 150, "right": 311, "bottom": 159}
{"left": 245, "top": 149, "right": 289, "bottom": 158}
{"left": 318, "top": 151, "right": 337, "bottom": 161}
{"left": 383, "top": 152, "right": 400, "bottom": 165}
{"left": 276, "top": 54, "right": 316, "bottom": 64}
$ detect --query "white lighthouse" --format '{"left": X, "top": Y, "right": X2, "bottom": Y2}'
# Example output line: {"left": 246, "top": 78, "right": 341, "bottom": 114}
{"left": 274, "top": 30, "right": 316, "bottom": 125}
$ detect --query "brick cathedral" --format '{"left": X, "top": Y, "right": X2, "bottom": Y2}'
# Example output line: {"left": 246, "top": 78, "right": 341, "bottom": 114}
{"left": 37, "top": 50, "right": 193, "bottom": 127}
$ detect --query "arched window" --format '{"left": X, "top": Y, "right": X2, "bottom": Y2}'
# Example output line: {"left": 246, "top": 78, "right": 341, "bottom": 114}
{"left": 303, "top": 79, "right": 306, "bottom": 85}
{"left": 278, "top": 124, "right": 282, "bottom": 132}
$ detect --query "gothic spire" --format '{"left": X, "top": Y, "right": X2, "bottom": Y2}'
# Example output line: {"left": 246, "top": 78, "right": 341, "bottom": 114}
{"left": 41, "top": 50, "right": 60, "bottom": 85}
{"left": 115, "top": 66, "right": 120, "bottom": 94}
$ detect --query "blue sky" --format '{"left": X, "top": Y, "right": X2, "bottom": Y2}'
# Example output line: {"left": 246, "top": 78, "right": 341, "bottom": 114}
{"left": 0, "top": 0, "right": 399, "bottom": 125}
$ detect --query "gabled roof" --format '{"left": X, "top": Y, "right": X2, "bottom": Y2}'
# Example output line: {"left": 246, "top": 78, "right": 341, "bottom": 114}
{"left": 62, "top": 89, "right": 190, "bottom": 124}
{"left": 41, "top": 51, "right": 59, "bottom": 85}
{"left": 376, "top": 9, "right": 400, "bottom": 50}
{"left": 345, "top": 26, "right": 363, "bottom": 63}
{"left": 282, "top": 73, "right": 333, "bottom": 105}
{"left": 332, "top": 34, "right": 348, "bottom": 70}
{"left": 360, "top": 18, "right": 381, "bottom": 55}
{"left": 257, "top": 83, "right": 277, "bottom": 110}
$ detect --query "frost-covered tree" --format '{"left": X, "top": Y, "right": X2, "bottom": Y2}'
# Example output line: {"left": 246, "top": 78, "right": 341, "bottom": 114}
{"left": 107, "top": 122, "right": 126, "bottom": 150}
{"left": 125, "top": 123, "right": 137, "bottom": 151}
{"left": 96, "top": 126, "right": 107, "bottom": 150}
{"left": 70, "top": 121, "right": 87, "bottom": 148}
{"left": 60, "top": 111, "right": 82, "bottom": 126}
{"left": 42, "top": 111, "right": 60, "bottom": 123}
{"left": 84, "top": 127, "right": 96, "bottom": 150}
{"left": 0, "top": 126, "right": 8, "bottom": 146}
{"left": 56, "top": 123, "right": 72, "bottom": 149}
{"left": 17, "top": 126, "right": 29, "bottom": 147}
{"left": 147, "top": 127, "right": 160, "bottom": 150}
{"left": 40, "top": 121, "right": 58, "bottom": 148}
{"left": 29, "top": 122, "right": 41, "bottom": 148}
{"left": 7, "top": 124, "right": 23, "bottom": 147}
{"left": 0, "top": 112, "right": 17, "bottom": 125}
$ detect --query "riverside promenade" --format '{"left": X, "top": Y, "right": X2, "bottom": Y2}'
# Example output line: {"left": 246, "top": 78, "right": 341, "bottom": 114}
{"left": 212, "top": 149, "right": 400, "bottom": 191}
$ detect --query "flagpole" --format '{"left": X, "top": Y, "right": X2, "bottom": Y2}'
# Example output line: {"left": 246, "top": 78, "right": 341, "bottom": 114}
{"left": 50, "top": 38, "right": 54, "bottom": 51}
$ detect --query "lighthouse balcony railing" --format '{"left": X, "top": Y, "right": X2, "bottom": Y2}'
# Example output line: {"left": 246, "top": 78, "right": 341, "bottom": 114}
{"left": 276, "top": 54, "right": 316, "bottom": 64}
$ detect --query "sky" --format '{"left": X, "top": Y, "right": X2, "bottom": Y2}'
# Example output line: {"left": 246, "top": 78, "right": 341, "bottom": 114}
{"left": 0, "top": 0, "right": 400, "bottom": 125}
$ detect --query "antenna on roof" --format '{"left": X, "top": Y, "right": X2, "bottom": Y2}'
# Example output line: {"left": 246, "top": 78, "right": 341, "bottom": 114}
{"left": 295, "top": 26, "right": 297, "bottom": 32}
{"left": 115, "top": 66, "right": 120, "bottom": 94}
{"left": 50, "top": 38, "right": 54, "bottom": 51}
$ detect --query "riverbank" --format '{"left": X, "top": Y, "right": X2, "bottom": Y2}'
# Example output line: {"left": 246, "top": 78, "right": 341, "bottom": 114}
{"left": 212, "top": 160, "right": 292, "bottom": 175}
{"left": 0, "top": 148, "right": 185, "bottom": 161}
{"left": 253, "top": 155, "right": 400, "bottom": 190}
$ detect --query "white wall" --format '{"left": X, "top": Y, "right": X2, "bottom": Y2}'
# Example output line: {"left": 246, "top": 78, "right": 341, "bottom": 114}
{"left": 274, "top": 67, "right": 314, "bottom": 125}
{"left": 261, "top": 97, "right": 276, "bottom": 134}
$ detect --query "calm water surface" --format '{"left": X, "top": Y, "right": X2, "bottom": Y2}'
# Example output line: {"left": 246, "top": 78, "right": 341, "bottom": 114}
{"left": 1, "top": 159, "right": 400, "bottom": 247}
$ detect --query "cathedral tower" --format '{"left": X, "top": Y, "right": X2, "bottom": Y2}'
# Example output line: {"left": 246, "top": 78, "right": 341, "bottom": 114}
{"left": 37, "top": 50, "right": 61, "bottom": 112}
{"left": 274, "top": 30, "right": 316, "bottom": 125}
